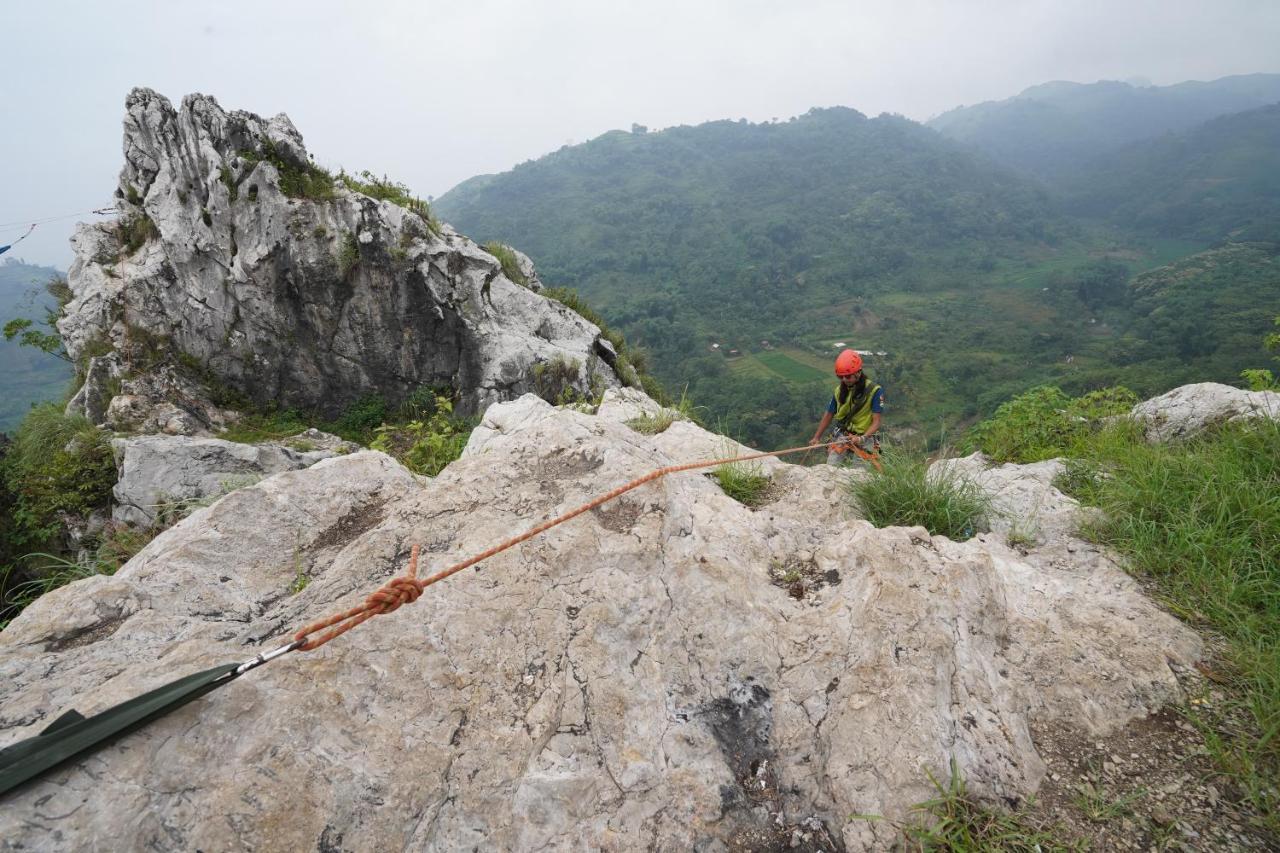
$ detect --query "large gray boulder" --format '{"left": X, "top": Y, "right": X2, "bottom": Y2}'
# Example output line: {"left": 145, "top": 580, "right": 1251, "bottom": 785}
{"left": 58, "top": 88, "right": 621, "bottom": 432}
{"left": 1131, "top": 381, "right": 1280, "bottom": 442}
{"left": 110, "top": 431, "right": 357, "bottom": 526}
{"left": 0, "top": 395, "right": 1200, "bottom": 851}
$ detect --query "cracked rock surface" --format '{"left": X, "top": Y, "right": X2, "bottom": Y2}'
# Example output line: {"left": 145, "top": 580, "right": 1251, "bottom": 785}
{"left": 0, "top": 394, "right": 1201, "bottom": 851}
{"left": 58, "top": 88, "right": 620, "bottom": 432}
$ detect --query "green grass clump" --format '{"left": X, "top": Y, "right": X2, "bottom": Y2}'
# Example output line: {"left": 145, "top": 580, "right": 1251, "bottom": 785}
{"left": 626, "top": 388, "right": 699, "bottom": 435}
{"left": 218, "top": 409, "right": 310, "bottom": 444}
{"left": 853, "top": 757, "right": 1078, "bottom": 851}
{"left": 337, "top": 232, "right": 360, "bottom": 278}
{"left": 1071, "top": 418, "right": 1280, "bottom": 825}
{"left": 116, "top": 212, "right": 159, "bottom": 255}
{"left": 967, "top": 385, "right": 1138, "bottom": 463}
{"left": 482, "top": 241, "right": 528, "bottom": 285}
{"left": 239, "top": 142, "right": 336, "bottom": 201}
{"left": 713, "top": 461, "right": 771, "bottom": 507}
{"left": 849, "top": 449, "right": 991, "bottom": 540}
{"left": 0, "top": 554, "right": 113, "bottom": 631}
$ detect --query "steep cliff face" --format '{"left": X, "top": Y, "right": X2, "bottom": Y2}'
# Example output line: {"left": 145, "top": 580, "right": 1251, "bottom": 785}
{"left": 58, "top": 89, "right": 621, "bottom": 433}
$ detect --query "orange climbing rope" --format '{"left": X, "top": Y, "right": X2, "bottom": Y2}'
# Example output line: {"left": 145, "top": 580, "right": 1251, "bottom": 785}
{"left": 291, "top": 438, "right": 848, "bottom": 651}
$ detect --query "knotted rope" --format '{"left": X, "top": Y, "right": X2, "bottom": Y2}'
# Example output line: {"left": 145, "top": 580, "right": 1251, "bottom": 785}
{"left": 293, "top": 437, "right": 875, "bottom": 651}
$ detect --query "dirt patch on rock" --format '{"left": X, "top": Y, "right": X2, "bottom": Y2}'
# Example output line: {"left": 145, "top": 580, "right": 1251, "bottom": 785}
{"left": 309, "top": 499, "right": 388, "bottom": 551}
{"left": 1026, "top": 658, "right": 1276, "bottom": 850}
{"left": 592, "top": 498, "right": 646, "bottom": 534}
{"left": 767, "top": 554, "right": 841, "bottom": 602}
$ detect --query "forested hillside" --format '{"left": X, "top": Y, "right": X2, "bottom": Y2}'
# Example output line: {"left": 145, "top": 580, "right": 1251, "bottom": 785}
{"left": 928, "top": 73, "right": 1280, "bottom": 182}
{"left": 437, "top": 98, "right": 1280, "bottom": 447}
{"left": 438, "top": 109, "right": 1081, "bottom": 444}
{"left": 1066, "top": 104, "right": 1280, "bottom": 241}
{"left": 0, "top": 260, "right": 71, "bottom": 432}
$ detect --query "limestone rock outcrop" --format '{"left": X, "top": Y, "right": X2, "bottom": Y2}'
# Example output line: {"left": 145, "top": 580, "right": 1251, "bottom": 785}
{"left": 0, "top": 392, "right": 1201, "bottom": 851}
{"left": 57, "top": 88, "right": 622, "bottom": 434}
{"left": 1131, "top": 381, "right": 1280, "bottom": 441}
{"left": 110, "top": 430, "right": 360, "bottom": 526}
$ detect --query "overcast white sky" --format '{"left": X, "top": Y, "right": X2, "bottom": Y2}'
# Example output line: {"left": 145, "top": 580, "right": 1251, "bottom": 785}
{"left": 2, "top": 0, "right": 1278, "bottom": 268}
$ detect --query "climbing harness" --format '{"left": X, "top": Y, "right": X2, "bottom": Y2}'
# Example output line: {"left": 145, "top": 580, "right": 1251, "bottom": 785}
{"left": 0, "top": 437, "right": 852, "bottom": 797}
{"left": 829, "top": 433, "right": 883, "bottom": 472}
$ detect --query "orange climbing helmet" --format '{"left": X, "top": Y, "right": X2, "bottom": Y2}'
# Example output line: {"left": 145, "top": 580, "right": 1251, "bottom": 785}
{"left": 834, "top": 349, "right": 862, "bottom": 377}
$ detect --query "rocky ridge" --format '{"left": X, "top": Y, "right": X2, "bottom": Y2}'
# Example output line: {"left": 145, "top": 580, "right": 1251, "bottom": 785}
{"left": 58, "top": 88, "right": 623, "bottom": 435}
{"left": 0, "top": 387, "right": 1214, "bottom": 851}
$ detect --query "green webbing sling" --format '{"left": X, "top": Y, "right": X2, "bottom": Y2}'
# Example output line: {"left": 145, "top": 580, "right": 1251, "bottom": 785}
{"left": 0, "top": 662, "right": 240, "bottom": 797}
{"left": 0, "top": 637, "right": 300, "bottom": 798}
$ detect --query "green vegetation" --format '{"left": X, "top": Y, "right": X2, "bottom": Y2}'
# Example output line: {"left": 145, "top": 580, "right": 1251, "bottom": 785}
{"left": 1067, "top": 104, "right": 1280, "bottom": 241}
{"left": 849, "top": 449, "right": 990, "bottom": 540}
{"left": 625, "top": 388, "right": 698, "bottom": 435}
{"left": 337, "top": 231, "right": 360, "bottom": 278}
{"left": 0, "top": 403, "right": 118, "bottom": 627}
{"left": 217, "top": 409, "right": 311, "bottom": 444}
{"left": 852, "top": 757, "right": 1076, "bottom": 851}
{"left": 482, "top": 241, "right": 528, "bottom": 285}
{"left": 965, "top": 385, "right": 1138, "bottom": 463}
{"left": 335, "top": 169, "right": 442, "bottom": 234}
{"left": 1060, "top": 418, "right": 1280, "bottom": 827}
{"left": 543, "top": 286, "right": 657, "bottom": 393}
{"left": 116, "top": 211, "right": 159, "bottom": 254}
{"left": 964, "top": 377, "right": 1280, "bottom": 829}
{"left": 2, "top": 403, "right": 115, "bottom": 549}
{"left": 712, "top": 461, "right": 771, "bottom": 507}
{"left": 239, "top": 141, "right": 336, "bottom": 201}
{"left": 532, "top": 355, "right": 583, "bottom": 403}
{"left": 369, "top": 392, "right": 471, "bottom": 476}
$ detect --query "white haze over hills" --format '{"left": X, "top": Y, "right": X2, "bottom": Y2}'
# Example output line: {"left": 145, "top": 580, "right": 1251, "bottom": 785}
{"left": 2, "top": 0, "right": 1279, "bottom": 268}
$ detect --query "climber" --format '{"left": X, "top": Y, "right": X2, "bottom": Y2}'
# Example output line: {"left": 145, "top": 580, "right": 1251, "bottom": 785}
{"left": 810, "top": 349, "right": 883, "bottom": 467}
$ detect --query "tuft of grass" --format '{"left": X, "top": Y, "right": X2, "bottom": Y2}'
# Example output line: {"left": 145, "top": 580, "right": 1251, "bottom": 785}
{"left": 852, "top": 757, "right": 1079, "bottom": 851}
{"left": 337, "top": 232, "right": 360, "bottom": 278}
{"left": 218, "top": 409, "right": 310, "bottom": 444}
{"left": 1072, "top": 418, "right": 1280, "bottom": 826}
{"left": 713, "top": 461, "right": 771, "bottom": 507}
{"left": 339, "top": 170, "right": 433, "bottom": 217}
{"left": 288, "top": 546, "right": 309, "bottom": 595}
{"left": 1072, "top": 776, "right": 1145, "bottom": 824}
{"left": 239, "top": 142, "right": 336, "bottom": 201}
{"left": 626, "top": 387, "right": 701, "bottom": 435}
{"left": 0, "top": 554, "right": 112, "bottom": 630}
{"left": 116, "top": 212, "right": 159, "bottom": 255}
{"left": 481, "top": 241, "right": 528, "bottom": 285}
{"left": 849, "top": 449, "right": 991, "bottom": 540}
{"left": 532, "top": 355, "right": 582, "bottom": 403}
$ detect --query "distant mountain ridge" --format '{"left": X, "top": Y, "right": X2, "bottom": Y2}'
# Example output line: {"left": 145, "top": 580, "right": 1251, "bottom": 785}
{"left": 928, "top": 73, "right": 1280, "bottom": 181}
{"left": 1066, "top": 103, "right": 1280, "bottom": 241}
{"left": 436, "top": 76, "right": 1280, "bottom": 446}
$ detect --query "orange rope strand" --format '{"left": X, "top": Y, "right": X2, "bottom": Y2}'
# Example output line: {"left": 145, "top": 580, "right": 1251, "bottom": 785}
{"left": 292, "top": 438, "right": 868, "bottom": 651}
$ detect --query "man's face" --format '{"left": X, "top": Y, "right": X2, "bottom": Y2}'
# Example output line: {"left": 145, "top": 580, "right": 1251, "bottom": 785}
{"left": 839, "top": 370, "right": 862, "bottom": 387}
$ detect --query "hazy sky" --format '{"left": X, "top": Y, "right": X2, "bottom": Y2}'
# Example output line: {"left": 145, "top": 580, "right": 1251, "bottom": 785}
{"left": 3, "top": 0, "right": 1278, "bottom": 268}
